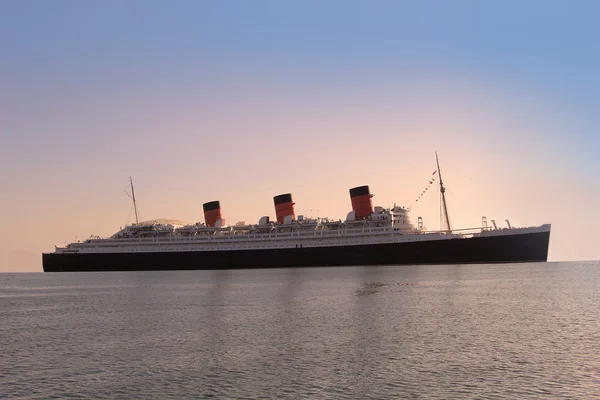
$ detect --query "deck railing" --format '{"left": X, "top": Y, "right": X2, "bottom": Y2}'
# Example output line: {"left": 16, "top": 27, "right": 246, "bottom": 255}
{"left": 71, "top": 226, "right": 492, "bottom": 248}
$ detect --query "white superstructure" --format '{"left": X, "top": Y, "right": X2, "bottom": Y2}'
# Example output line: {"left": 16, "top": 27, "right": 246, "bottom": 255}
{"left": 54, "top": 205, "right": 550, "bottom": 255}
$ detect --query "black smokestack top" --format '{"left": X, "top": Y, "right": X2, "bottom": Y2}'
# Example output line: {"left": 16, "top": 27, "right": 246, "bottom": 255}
{"left": 273, "top": 193, "right": 293, "bottom": 205}
{"left": 203, "top": 201, "right": 221, "bottom": 212}
{"left": 349, "top": 186, "right": 370, "bottom": 197}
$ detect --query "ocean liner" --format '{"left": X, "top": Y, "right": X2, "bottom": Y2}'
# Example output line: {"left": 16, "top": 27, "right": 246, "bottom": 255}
{"left": 42, "top": 155, "right": 551, "bottom": 272}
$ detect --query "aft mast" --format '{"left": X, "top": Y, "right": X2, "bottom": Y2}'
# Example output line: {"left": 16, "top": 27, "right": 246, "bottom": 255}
{"left": 129, "top": 176, "right": 139, "bottom": 225}
{"left": 435, "top": 152, "right": 452, "bottom": 234}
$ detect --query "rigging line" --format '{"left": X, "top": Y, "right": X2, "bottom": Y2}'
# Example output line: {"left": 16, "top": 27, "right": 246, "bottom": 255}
{"left": 444, "top": 162, "right": 482, "bottom": 187}
{"left": 137, "top": 184, "right": 209, "bottom": 192}
{"left": 439, "top": 190, "right": 443, "bottom": 231}
{"left": 134, "top": 169, "right": 391, "bottom": 194}
{"left": 125, "top": 203, "right": 134, "bottom": 227}
{"left": 136, "top": 179, "right": 337, "bottom": 195}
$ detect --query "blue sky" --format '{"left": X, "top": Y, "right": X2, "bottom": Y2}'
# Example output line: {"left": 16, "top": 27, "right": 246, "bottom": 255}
{"left": 3, "top": 1, "right": 599, "bottom": 92}
{"left": 3, "top": 1, "right": 599, "bottom": 157}
{"left": 1, "top": 1, "right": 600, "bottom": 270}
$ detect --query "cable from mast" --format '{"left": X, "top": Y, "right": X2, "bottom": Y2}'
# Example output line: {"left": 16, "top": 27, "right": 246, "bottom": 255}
{"left": 129, "top": 176, "right": 139, "bottom": 225}
{"left": 435, "top": 152, "right": 452, "bottom": 234}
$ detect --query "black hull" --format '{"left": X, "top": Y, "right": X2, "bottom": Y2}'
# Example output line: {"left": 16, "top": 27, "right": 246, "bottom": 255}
{"left": 43, "top": 231, "right": 550, "bottom": 272}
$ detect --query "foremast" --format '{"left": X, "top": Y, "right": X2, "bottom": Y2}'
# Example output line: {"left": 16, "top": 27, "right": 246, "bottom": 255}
{"left": 130, "top": 176, "right": 139, "bottom": 225}
{"left": 435, "top": 152, "right": 452, "bottom": 234}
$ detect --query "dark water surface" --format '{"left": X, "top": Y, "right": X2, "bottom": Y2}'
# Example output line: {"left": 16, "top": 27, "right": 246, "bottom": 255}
{"left": 1, "top": 262, "right": 599, "bottom": 399}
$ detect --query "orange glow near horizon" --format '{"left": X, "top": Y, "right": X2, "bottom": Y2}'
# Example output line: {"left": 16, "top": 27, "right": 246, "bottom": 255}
{"left": 2, "top": 78, "right": 599, "bottom": 271}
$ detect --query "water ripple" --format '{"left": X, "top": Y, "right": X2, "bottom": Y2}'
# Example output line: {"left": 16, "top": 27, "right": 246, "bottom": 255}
{"left": 1, "top": 262, "right": 599, "bottom": 399}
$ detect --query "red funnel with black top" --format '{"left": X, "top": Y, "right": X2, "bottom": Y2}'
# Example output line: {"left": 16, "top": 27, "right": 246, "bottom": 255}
{"left": 273, "top": 193, "right": 295, "bottom": 224}
{"left": 349, "top": 185, "right": 373, "bottom": 220}
{"left": 203, "top": 200, "right": 222, "bottom": 227}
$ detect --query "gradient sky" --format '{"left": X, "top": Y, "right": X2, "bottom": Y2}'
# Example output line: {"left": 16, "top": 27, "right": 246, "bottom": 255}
{"left": 2, "top": 1, "right": 600, "bottom": 271}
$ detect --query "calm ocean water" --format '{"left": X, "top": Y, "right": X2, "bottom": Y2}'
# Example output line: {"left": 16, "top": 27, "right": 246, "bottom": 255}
{"left": 1, "top": 262, "right": 599, "bottom": 399}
